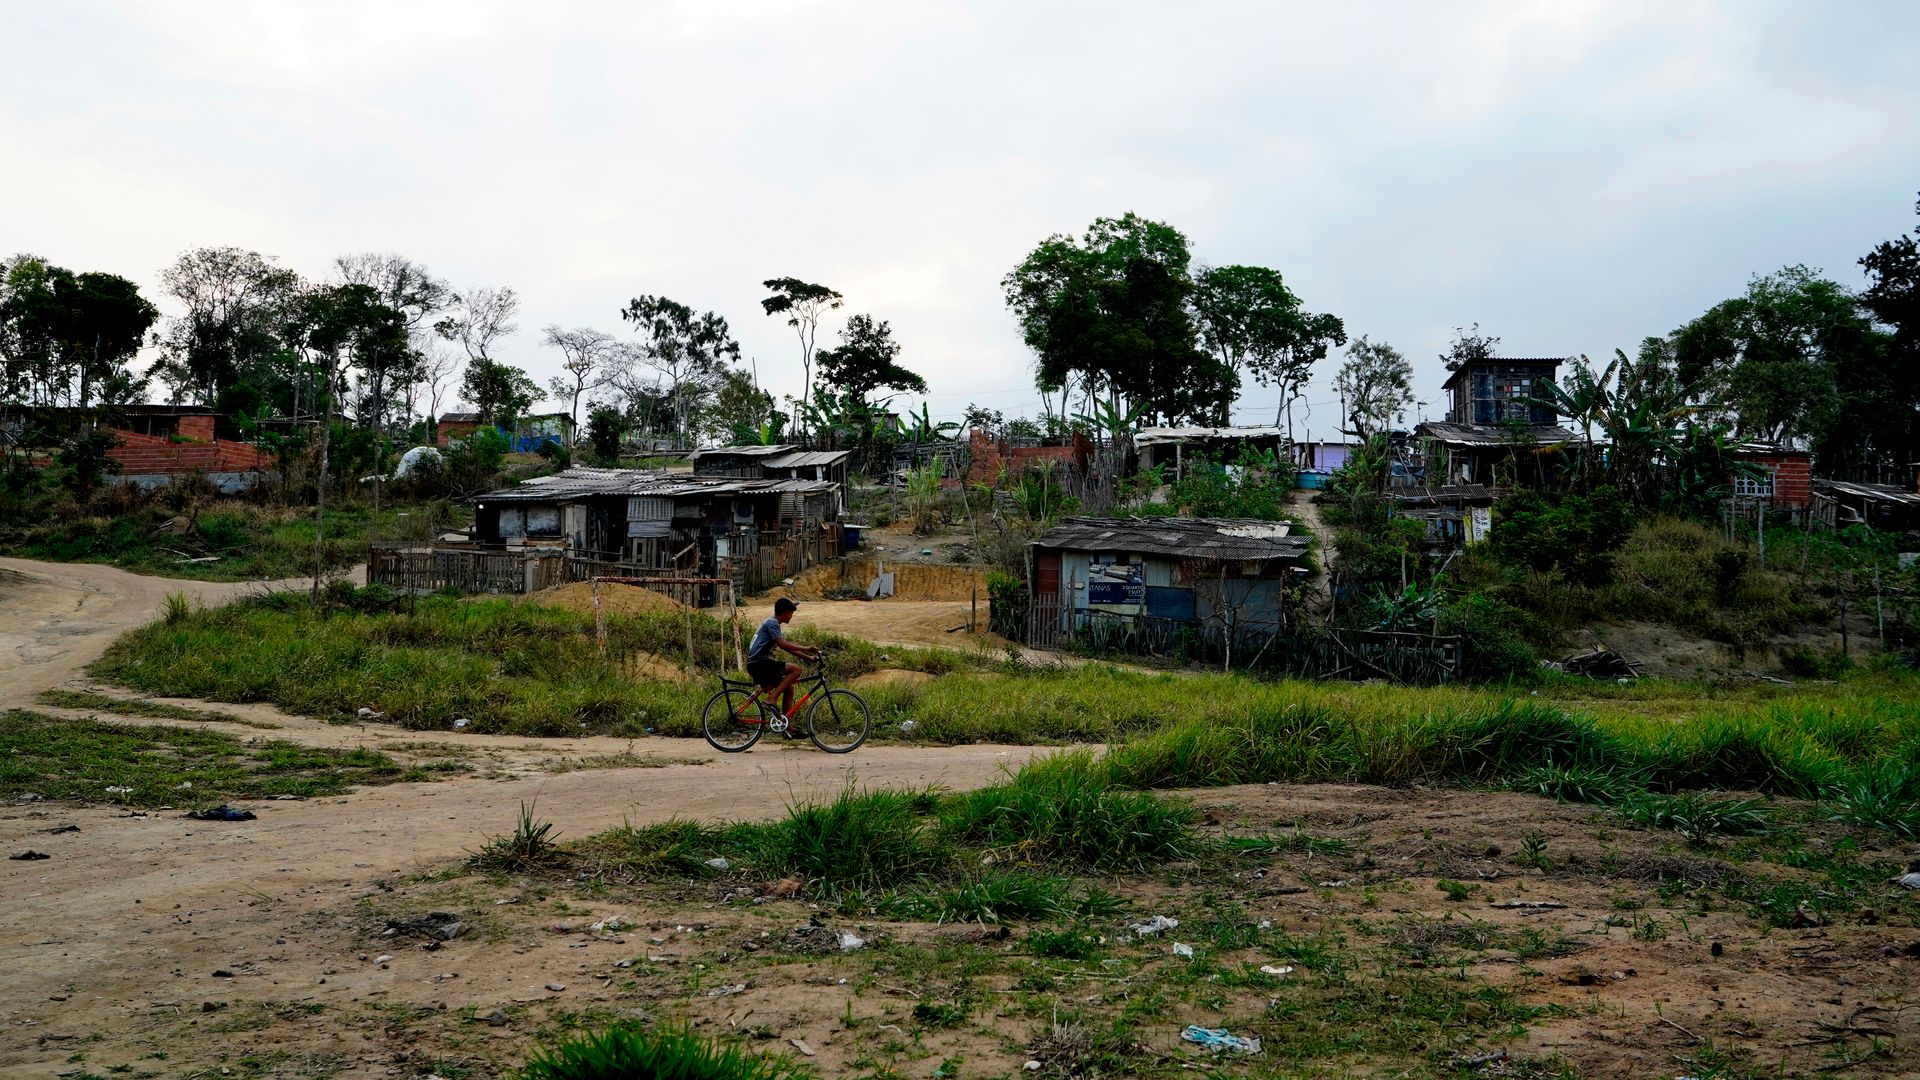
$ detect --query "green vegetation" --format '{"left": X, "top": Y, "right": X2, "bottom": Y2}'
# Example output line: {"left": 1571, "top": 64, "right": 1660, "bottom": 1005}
{"left": 521, "top": 1023, "right": 808, "bottom": 1080}
{"left": 1, "top": 495, "right": 469, "bottom": 581}
{"left": 34, "top": 688, "right": 276, "bottom": 728}
{"left": 0, "top": 710, "right": 467, "bottom": 806}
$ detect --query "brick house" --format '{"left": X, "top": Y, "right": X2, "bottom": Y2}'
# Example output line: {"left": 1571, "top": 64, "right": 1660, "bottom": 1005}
{"left": 1727, "top": 443, "right": 1812, "bottom": 512}
{"left": 966, "top": 425, "right": 1089, "bottom": 484}
{"left": 105, "top": 408, "right": 273, "bottom": 491}
{"left": 436, "top": 412, "right": 483, "bottom": 446}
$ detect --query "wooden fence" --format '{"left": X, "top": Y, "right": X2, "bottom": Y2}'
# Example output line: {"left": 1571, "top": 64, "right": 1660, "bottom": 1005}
{"left": 1026, "top": 592, "right": 1460, "bottom": 684}
{"left": 368, "top": 545, "right": 698, "bottom": 599}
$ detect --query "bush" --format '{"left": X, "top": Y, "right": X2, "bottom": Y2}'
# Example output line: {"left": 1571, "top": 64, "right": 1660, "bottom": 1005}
{"left": 522, "top": 1023, "right": 802, "bottom": 1080}
{"left": 938, "top": 751, "right": 1196, "bottom": 871}
{"left": 1437, "top": 594, "right": 1542, "bottom": 683}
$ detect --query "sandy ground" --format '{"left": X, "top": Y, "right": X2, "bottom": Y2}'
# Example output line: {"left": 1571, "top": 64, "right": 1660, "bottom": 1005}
{"left": 0, "top": 558, "right": 1052, "bottom": 1078}
{"left": 787, "top": 597, "right": 1013, "bottom": 654}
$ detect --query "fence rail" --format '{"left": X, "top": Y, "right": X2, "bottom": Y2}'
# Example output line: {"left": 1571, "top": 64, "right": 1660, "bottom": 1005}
{"left": 368, "top": 545, "right": 698, "bottom": 599}
{"left": 1026, "top": 592, "right": 1459, "bottom": 683}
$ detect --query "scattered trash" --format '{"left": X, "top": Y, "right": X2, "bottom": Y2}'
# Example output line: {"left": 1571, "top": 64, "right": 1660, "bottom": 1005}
{"left": 838, "top": 931, "right": 868, "bottom": 952}
{"left": 184, "top": 806, "right": 256, "bottom": 822}
{"left": 15, "top": 793, "right": 44, "bottom": 803}
{"left": 8, "top": 851, "right": 50, "bottom": 861}
{"left": 788, "top": 1038, "right": 816, "bottom": 1057}
{"left": 386, "top": 912, "right": 467, "bottom": 941}
{"left": 483, "top": 1009, "right": 510, "bottom": 1027}
{"left": 1452, "top": 1049, "right": 1511, "bottom": 1069}
{"left": 1556, "top": 647, "right": 1641, "bottom": 680}
{"left": 589, "top": 916, "right": 630, "bottom": 934}
{"left": 706, "top": 983, "right": 747, "bottom": 997}
{"left": 1259, "top": 965, "right": 1294, "bottom": 976}
{"left": 704, "top": 857, "right": 731, "bottom": 872}
{"left": 1489, "top": 900, "right": 1566, "bottom": 910}
{"left": 452, "top": 718, "right": 470, "bottom": 730}
{"left": 545, "top": 982, "right": 566, "bottom": 992}
{"left": 1023, "top": 1063, "right": 1042, "bottom": 1073}
{"left": 1181, "top": 1025, "right": 1262, "bottom": 1054}
{"left": 1171, "top": 942, "right": 1195, "bottom": 959}
{"left": 104, "top": 786, "right": 133, "bottom": 796}
{"left": 899, "top": 720, "right": 918, "bottom": 735}
{"left": 1129, "top": 915, "right": 1179, "bottom": 936}
{"left": 356, "top": 707, "right": 385, "bottom": 720}
{"left": 919, "top": 549, "right": 933, "bottom": 556}
{"left": 493, "top": 896, "right": 521, "bottom": 906}
{"left": 41, "top": 824, "right": 79, "bottom": 834}
{"left": 1896, "top": 872, "right": 1920, "bottom": 890}
{"left": 373, "top": 955, "right": 394, "bottom": 965}
{"left": 175, "top": 781, "right": 193, "bottom": 790}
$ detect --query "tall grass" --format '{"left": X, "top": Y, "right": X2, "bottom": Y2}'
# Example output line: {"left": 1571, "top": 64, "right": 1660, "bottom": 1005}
{"left": 521, "top": 1023, "right": 803, "bottom": 1080}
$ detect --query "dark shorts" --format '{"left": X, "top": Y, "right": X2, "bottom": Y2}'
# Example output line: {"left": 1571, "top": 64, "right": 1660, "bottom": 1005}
{"left": 746, "top": 658, "right": 787, "bottom": 688}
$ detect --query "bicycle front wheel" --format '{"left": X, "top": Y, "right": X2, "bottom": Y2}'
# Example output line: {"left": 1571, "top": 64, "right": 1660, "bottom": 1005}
{"left": 807, "top": 689, "right": 870, "bottom": 754}
{"left": 701, "top": 688, "right": 764, "bottom": 752}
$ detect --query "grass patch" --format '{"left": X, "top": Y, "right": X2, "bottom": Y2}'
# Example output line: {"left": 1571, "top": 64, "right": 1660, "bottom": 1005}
{"left": 0, "top": 710, "right": 463, "bottom": 806}
{"left": 34, "top": 689, "right": 279, "bottom": 729}
{"left": 522, "top": 1022, "right": 807, "bottom": 1080}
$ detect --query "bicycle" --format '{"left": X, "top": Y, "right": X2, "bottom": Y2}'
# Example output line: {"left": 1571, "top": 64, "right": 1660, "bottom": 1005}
{"left": 699, "top": 654, "right": 871, "bottom": 754}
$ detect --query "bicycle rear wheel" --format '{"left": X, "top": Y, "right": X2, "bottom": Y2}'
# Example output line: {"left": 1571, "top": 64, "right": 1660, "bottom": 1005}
{"left": 807, "top": 689, "right": 870, "bottom": 753}
{"left": 701, "top": 687, "right": 765, "bottom": 752}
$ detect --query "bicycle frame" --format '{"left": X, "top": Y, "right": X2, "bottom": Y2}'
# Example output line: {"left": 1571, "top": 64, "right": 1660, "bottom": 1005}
{"left": 732, "top": 670, "right": 830, "bottom": 721}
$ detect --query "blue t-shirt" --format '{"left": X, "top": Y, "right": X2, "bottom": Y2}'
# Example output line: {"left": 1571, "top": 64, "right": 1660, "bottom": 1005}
{"left": 747, "top": 617, "right": 783, "bottom": 663}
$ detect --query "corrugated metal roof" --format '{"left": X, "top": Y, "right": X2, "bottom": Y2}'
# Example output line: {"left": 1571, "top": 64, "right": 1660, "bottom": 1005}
{"left": 1135, "top": 426, "right": 1286, "bottom": 447}
{"left": 1816, "top": 479, "right": 1920, "bottom": 506}
{"left": 473, "top": 467, "right": 838, "bottom": 504}
{"left": 688, "top": 444, "right": 800, "bottom": 460}
{"left": 1389, "top": 484, "right": 1496, "bottom": 506}
{"left": 1416, "top": 422, "right": 1577, "bottom": 448}
{"left": 1032, "top": 516, "right": 1309, "bottom": 561}
{"left": 763, "top": 450, "right": 852, "bottom": 468}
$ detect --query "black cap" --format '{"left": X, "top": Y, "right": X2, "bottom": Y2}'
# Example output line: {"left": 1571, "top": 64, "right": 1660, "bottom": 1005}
{"left": 774, "top": 597, "right": 798, "bottom": 614}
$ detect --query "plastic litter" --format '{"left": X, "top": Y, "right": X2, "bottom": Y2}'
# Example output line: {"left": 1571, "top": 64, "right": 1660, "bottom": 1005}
{"left": 1171, "top": 942, "right": 1195, "bottom": 958}
{"left": 1896, "top": 872, "right": 1920, "bottom": 890}
{"left": 453, "top": 718, "right": 470, "bottom": 730}
{"left": 1129, "top": 915, "right": 1179, "bottom": 936}
{"left": 706, "top": 983, "right": 747, "bottom": 997}
{"left": 356, "top": 707, "right": 385, "bottom": 720}
{"left": 9, "top": 850, "right": 50, "bottom": 861}
{"left": 1181, "top": 1025, "right": 1262, "bottom": 1054}
{"left": 373, "top": 954, "right": 394, "bottom": 965}
{"left": 1023, "top": 1062, "right": 1042, "bottom": 1072}
{"left": 1259, "top": 965, "right": 1294, "bottom": 976}
{"left": 705, "top": 857, "right": 731, "bottom": 872}
{"left": 838, "top": 930, "right": 868, "bottom": 951}
{"left": 899, "top": 720, "right": 918, "bottom": 735}
{"left": 184, "top": 806, "right": 256, "bottom": 821}
{"left": 104, "top": 786, "right": 133, "bottom": 796}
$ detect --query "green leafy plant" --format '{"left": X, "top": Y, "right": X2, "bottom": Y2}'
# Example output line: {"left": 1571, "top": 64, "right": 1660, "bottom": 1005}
{"left": 521, "top": 1023, "right": 802, "bottom": 1080}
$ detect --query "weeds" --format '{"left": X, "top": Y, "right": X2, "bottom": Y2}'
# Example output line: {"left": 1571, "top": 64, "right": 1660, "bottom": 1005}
{"left": 521, "top": 1022, "right": 804, "bottom": 1080}
{"left": 469, "top": 802, "right": 560, "bottom": 872}
{"left": 938, "top": 752, "right": 1196, "bottom": 871}
{"left": 1617, "top": 792, "right": 1773, "bottom": 844}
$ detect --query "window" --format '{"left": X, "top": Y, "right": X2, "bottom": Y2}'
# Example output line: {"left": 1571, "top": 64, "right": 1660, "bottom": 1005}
{"left": 1733, "top": 468, "right": 1776, "bottom": 498}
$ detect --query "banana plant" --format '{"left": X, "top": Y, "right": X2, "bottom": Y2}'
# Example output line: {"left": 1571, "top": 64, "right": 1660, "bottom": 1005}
{"left": 900, "top": 403, "right": 960, "bottom": 445}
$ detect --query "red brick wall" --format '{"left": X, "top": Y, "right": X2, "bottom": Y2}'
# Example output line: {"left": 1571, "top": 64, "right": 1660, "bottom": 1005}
{"left": 108, "top": 428, "right": 272, "bottom": 475}
{"left": 176, "top": 415, "right": 214, "bottom": 441}
{"left": 1733, "top": 452, "right": 1811, "bottom": 510}
{"left": 967, "top": 427, "right": 1086, "bottom": 483}
{"left": 438, "top": 420, "right": 481, "bottom": 446}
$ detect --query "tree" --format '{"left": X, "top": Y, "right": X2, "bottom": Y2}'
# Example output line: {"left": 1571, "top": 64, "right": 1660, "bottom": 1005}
{"left": 1191, "top": 264, "right": 1345, "bottom": 432}
{"left": 0, "top": 256, "right": 157, "bottom": 409}
{"left": 618, "top": 295, "right": 740, "bottom": 444}
{"left": 585, "top": 404, "right": 625, "bottom": 465}
{"left": 459, "top": 359, "right": 542, "bottom": 428}
{"left": 333, "top": 253, "right": 449, "bottom": 431}
{"left": 1857, "top": 193, "right": 1920, "bottom": 475}
{"left": 1671, "top": 266, "right": 1886, "bottom": 458}
{"left": 1003, "top": 213, "right": 1227, "bottom": 426}
{"left": 760, "top": 278, "right": 842, "bottom": 425}
{"left": 1440, "top": 323, "right": 1500, "bottom": 372}
{"left": 814, "top": 314, "right": 926, "bottom": 406}
{"left": 435, "top": 286, "right": 519, "bottom": 368}
{"left": 1333, "top": 336, "right": 1413, "bottom": 443}
{"left": 152, "top": 247, "right": 302, "bottom": 410}
{"left": 541, "top": 326, "right": 624, "bottom": 445}
{"left": 707, "top": 366, "right": 782, "bottom": 444}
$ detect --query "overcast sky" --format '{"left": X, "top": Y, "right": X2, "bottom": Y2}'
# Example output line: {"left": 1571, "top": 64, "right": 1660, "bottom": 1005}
{"left": 5, "top": 1, "right": 1918, "bottom": 436}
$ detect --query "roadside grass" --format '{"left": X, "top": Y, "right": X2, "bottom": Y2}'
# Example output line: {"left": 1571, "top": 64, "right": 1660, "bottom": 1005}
{"left": 3, "top": 499, "right": 469, "bottom": 582}
{"left": 34, "top": 688, "right": 279, "bottom": 729}
{"left": 0, "top": 710, "right": 470, "bottom": 806}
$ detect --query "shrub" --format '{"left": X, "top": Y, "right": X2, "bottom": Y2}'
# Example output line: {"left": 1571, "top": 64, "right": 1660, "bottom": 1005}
{"left": 939, "top": 752, "right": 1196, "bottom": 871}
{"left": 521, "top": 1023, "right": 802, "bottom": 1080}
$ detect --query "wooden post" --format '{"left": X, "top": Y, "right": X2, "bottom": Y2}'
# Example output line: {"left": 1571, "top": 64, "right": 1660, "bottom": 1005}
{"left": 684, "top": 586, "right": 695, "bottom": 677}
{"left": 728, "top": 581, "right": 746, "bottom": 672}
{"left": 592, "top": 578, "right": 606, "bottom": 656}
{"left": 971, "top": 581, "right": 978, "bottom": 634}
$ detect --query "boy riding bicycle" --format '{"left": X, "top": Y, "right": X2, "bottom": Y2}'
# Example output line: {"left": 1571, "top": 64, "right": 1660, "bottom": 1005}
{"left": 746, "top": 597, "right": 819, "bottom": 716}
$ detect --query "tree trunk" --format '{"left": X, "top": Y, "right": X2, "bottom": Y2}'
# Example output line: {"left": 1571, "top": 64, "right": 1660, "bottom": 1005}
{"left": 311, "top": 352, "right": 337, "bottom": 604}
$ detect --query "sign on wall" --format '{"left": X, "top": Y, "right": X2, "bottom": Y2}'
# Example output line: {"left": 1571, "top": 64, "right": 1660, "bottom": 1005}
{"left": 1088, "top": 556, "right": 1145, "bottom": 607}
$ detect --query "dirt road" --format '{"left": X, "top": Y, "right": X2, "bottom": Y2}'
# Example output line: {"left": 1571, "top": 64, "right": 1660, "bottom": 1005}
{"left": 789, "top": 597, "right": 1013, "bottom": 653}
{"left": 0, "top": 558, "right": 1052, "bottom": 1077}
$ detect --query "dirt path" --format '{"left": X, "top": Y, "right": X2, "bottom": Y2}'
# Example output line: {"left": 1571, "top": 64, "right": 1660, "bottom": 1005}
{"left": 0, "top": 558, "right": 1056, "bottom": 1077}
{"left": 788, "top": 597, "right": 1011, "bottom": 653}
